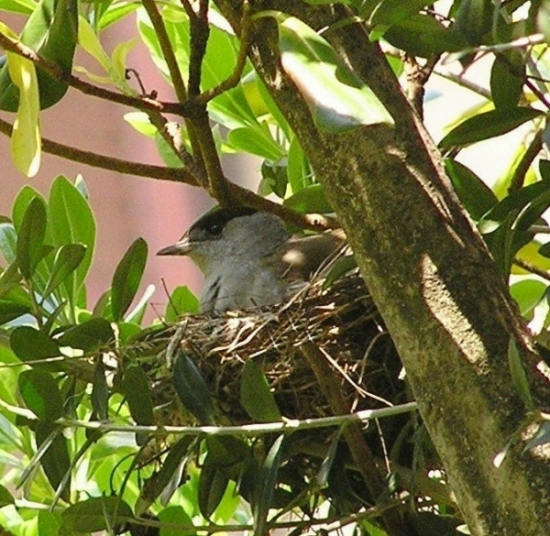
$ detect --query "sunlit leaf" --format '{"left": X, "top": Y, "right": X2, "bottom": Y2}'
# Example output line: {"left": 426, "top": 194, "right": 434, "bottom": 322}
{"left": 439, "top": 108, "right": 543, "bottom": 151}
{"left": 277, "top": 15, "right": 394, "bottom": 132}
{"left": 165, "top": 285, "right": 199, "bottom": 322}
{"left": 284, "top": 184, "right": 332, "bottom": 214}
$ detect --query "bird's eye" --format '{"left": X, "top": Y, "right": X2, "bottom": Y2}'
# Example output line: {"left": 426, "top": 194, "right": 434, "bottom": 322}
{"left": 209, "top": 223, "right": 223, "bottom": 236}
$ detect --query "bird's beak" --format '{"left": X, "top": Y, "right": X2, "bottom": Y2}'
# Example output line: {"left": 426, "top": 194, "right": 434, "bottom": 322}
{"left": 157, "top": 236, "right": 193, "bottom": 256}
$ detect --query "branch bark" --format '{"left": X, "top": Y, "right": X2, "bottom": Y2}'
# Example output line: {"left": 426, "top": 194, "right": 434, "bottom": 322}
{"left": 214, "top": 1, "right": 550, "bottom": 534}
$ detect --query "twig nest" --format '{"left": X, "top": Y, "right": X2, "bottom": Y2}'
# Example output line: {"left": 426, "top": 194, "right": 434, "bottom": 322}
{"left": 143, "top": 271, "right": 404, "bottom": 426}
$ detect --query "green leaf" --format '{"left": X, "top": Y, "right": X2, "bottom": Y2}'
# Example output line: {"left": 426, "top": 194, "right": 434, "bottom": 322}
{"left": 60, "top": 496, "right": 133, "bottom": 533}
{"left": 370, "top": 0, "right": 437, "bottom": 27}
{"left": 284, "top": 184, "right": 333, "bottom": 214}
{"left": 56, "top": 317, "right": 114, "bottom": 351}
{"left": 111, "top": 237, "right": 148, "bottom": 322}
{"left": 507, "top": 338, "right": 535, "bottom": 411}
{"left": 10, "top": 326, "right": 61, "bottom": 369}
{"left": 490, "top": 52, "right": 525, "bottom": 110}
{"left": 227, "top": 126, "right": 285, "bottom": 161}
{"left": 277, "top": 15, "right": 394, "bottom": 132}
{"left": 91, "top": 358, "right": 109, "bottom": 421}
{"left": 253, "top": 435, "right": 285, "bottom": 536}
{"left": 35, "top": 422, "right": 71, "bottom": 501}
{"left": 0, "top": 0, "right": 78, "bottom": 111}
{"left": 5, "top": 45, "right": 41, "bottom": 177}
{"left": 0, "top": 0, "right": 36, "bottom": 15}
{"left": 198, "top": 455, "right": 230, "bottom": 519}
{"left": 451, "top": 0, "right": 493, "bottom": 46}
{"left": 439, "top": 108, "right": 543, "bottom": 151}
{"left": 0, "top": 222, "right": 17, "bottom": 264}
{"left": 0, "top": 300, "right": 30, "bottom": 325}
{"left": 240, "top": 360, "right": 281, "bottom": 422}
{"left": 16, "top": 196, "right": 47, "bottom": 278}
{"left": 43, "top": 243, "right": 86, "bottom": 297}
{"left": 121, "top": 365, "right": 155, "bottom": 426}
{"left": 0, "top": 484, "right": 15, "bottom": 508}
{"left": 18, "top": 369, "right": 64, "bottom": 421}
{"left": 165, "top": 286, "right": 199, "bottom": 322}
{"left": 444, "top": 159, "right": 498, "bottom": 220}
{"left": 157, "top": 506, "right": 193, "bottom": 536}
{"left": 48, "top": 176, "right": 96, "bottom": 302}
{"left": 136, "top": 436, "right": 194, "bottom": 514}
{"left": 172, "top": 349, "right": 214, "bottom": 425}
{"left": 383, "top": 14, "right": 467, "bottom": 57}
{"left": 509, "top": 279, "right": 547, "bottom": 318}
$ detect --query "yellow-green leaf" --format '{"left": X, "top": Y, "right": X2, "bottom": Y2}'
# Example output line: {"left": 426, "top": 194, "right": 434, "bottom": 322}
{"left": 7, "top": 51, "right": 40, "bottom": 177}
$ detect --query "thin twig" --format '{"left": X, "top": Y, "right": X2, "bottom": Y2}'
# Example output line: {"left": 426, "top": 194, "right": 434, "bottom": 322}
{"left": 508, "top": 130, "right": 543, "bottom": 192}
{"left": 0, "top": 115, "right": 333, "bottom": 231}
{"left": 513, "top": 258, "right": 550, "bottom": 283}
{"left": 196, "top": 1, "right": 253, "bottom": 105}
{"left": 54, "top": 402, "right": 417, "bottom": 436}
{"left": 300, "top": 342, "right": 411, "bottom": 536}
{"left": 0, "top": 31, "right": 184, "bottom": 115}
{"left": 141, "top": 0, "right": 187, "bottom": 103}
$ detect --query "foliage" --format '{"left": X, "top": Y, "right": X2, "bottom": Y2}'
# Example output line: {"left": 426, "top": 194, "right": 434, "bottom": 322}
{"left": 0, "top": 0, "right": 549, "bottom": 535}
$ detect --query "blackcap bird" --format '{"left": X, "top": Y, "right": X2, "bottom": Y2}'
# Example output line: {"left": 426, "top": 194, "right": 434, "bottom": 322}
{"left": 157, "top": 207, "right": 345, "bottom": 313}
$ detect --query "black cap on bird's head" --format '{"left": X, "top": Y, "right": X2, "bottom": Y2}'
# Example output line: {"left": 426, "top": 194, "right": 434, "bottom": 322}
{"left": 156, "top": 206, "right": 258, "bottom": 257}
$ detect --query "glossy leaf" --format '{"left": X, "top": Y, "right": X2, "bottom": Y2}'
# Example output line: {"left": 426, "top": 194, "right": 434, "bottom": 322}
{"left": 111, "top": 237, "right": 148, "bottom": 322}
{"left": 240, "top": 360, "right": 281, "bottom": 422}
{"left": 136, "top": 436, "right": 193, "bottom": 514}
{"left": 509, "top": 279, "right": 547, "bottom": 318}
{"left": 227, "top": 126, "right": 285, "bottom": 161}
{"left": 444, "top": 159, "right": 498, "bottom": 220}
{"left": 56, "top": 317, "right": 114, "bottom": 351}
{"left": 18, "top": 369, "right": 63, "bottom": 421}
{"left": 508, "top": 339, "right": 535, "bottom": 410}
{"left": 0, "top": 0, "right": 78, "bottom": 111}
{"left": 10, "top": 326, "right": 61, "bottom": 368}
{"left": 60, "top": 496, "right": 133, "bottom": 533}
{"left": 253, "top": 435, "right": 285, "bottom": 536}
{"left": 165, "top": 285, "right": 199, "bottom": 322}
{"left": 121, "top": 365, "right": 154, "bottom": 426}
{"left": 278, "top": 15, "right": 394, "bottom": 132}
{"left": 35, "top": 422, "right": 71, "bottom": 501}
{"left": 48, "top": 176, "right": 96, "bottom": 299}
{"left": 172, "top": 349, "right": 214, "bottom": 425}
{"left": 439, "top": 108, "right": 543, "bottom": 151}
{"left": 490, "top": 52, "right": 525, "bottom": 110}
{"left": 16, "top": 196, "right": 47, "bottom": 279}
{"left": 43, "top": 243, "right": 86, "bottom": 297}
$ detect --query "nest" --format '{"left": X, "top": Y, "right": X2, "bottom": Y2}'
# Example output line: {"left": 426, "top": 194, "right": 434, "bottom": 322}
{"left": 138, "top": 269, "right": 406, "bottom": 430}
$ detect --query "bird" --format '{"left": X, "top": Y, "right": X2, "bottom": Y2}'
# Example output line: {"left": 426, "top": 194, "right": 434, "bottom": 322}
{"left": 157, "top": 207, "right": 346, "bottom": 313}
